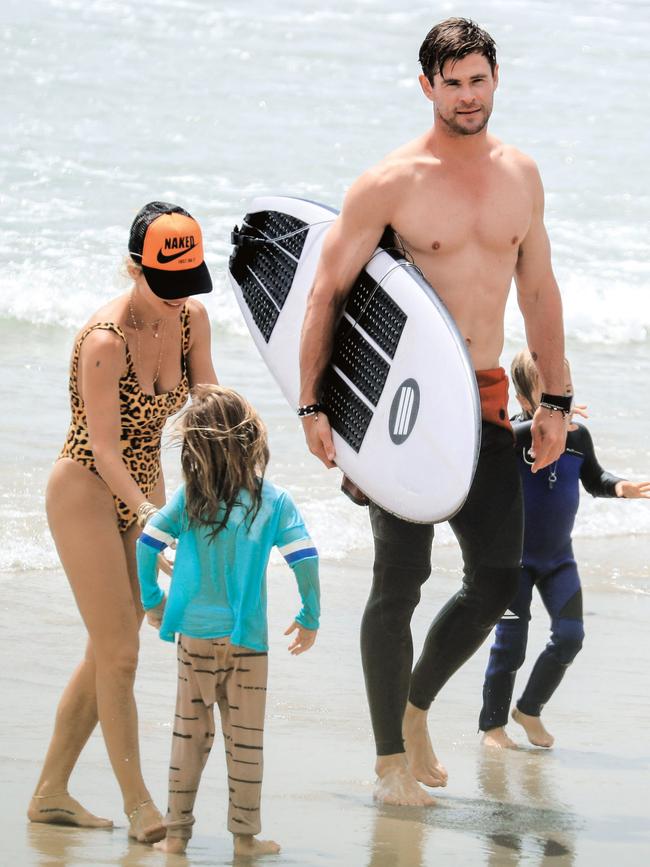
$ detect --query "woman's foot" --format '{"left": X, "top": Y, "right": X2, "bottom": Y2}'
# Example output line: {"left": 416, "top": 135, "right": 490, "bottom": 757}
{"left": 481, "top": 726, "right": 518, "bottom": 749}
{"left": 154, "top": 837, "right": 187, "bottom": 854}
{"left": 27, "top": 791, "right": 113, "bottom": 828}
{"left": 233, "top": 833, "right": 281, "bottom": 856}
{"left": 126, "top": 799, "right": 166, "bottom": 844}
{"left": 511, "top": 707, "right": 554, "bottom": 748}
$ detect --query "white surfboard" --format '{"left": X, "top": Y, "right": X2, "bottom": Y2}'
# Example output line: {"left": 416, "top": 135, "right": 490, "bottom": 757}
{"left": 228, "top": 195, "right": 481, "bottom": 523}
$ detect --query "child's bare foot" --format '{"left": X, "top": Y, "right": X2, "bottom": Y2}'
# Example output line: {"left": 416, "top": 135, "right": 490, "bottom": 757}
{"left": 233, "top": 833, "right": 281, "bottom": 856}
{"left": 511, "top": 707, "right": 554, "bottom": 748}
{"left": 481, "top": 726, "right": 518, "bottom": 749}
{"left": 374, "top": 755, "right": 436, "bottom": 806}
{"left": 402, "top": 702, "right": 448, "bottom": 787}
{"left": 27, "top": 791, "right": 113, "bottom": 828}
{"left": 154, "top": 837, "right": 187, "bottom": 854}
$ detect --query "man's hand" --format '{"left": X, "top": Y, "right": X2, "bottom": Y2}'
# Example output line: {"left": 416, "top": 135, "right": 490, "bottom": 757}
{"left": 529, "top": 407, "right": 568, "bottom": 472}
{"left": 146, "top": 597, "right": 166, "bottom": 628}
{"left": 284, "top": 621, "right": 318, "bottom": 655}
{"left": 301, "top": 413, "right": 336, "bottom": 468}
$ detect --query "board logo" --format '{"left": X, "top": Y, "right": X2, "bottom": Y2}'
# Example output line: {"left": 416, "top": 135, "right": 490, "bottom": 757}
{"left": 388, "top": 379, "right": 420, "bottom": 444}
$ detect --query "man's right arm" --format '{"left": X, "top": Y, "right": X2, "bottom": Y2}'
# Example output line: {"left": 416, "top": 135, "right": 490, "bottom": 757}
{"left": 299, "top": 168, "right": 394, "bottom": 466}
{"left": 515, "top": 159, "right": 568, "bottom": 471}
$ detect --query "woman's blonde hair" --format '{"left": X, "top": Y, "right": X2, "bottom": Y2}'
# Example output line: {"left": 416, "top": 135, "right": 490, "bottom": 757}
{"left": 510, "top": 349, "right": 540, "bottom": 420}
{"left": 176, "top": 384, "right": 269, "bottom": 540}
{"left": 121, "top": 255, "right": 143, "bottom": 283}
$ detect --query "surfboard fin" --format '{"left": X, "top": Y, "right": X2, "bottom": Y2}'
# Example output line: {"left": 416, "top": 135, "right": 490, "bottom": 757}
{"left": 341, "top": 475, "right": 370, "bottom": 507}
{"left": 231, "top": 225, "right": 267, "bottom": 248}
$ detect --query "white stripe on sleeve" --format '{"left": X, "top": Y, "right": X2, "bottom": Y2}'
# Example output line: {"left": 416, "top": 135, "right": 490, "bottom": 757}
{"left": 143, "top": 523, "right": 176, "bottom": 548}
{"left": 278, "top": 537, "right": 314, "bottom": 557}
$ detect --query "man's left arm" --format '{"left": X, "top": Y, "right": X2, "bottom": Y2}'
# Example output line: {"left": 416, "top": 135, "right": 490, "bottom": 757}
{"left": 515, "top": 162, "right": 568, "bottom": 472}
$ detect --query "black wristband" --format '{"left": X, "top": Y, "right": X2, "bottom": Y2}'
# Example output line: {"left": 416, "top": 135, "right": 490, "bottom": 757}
{"left": 297, "top": 403, "right": 326, "bottom": 417}
{"left": 539, "top": 392, "right": 572, "bottom": 415}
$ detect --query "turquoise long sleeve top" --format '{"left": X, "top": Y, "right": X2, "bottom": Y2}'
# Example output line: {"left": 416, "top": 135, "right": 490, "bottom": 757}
{"left": 136, "top": 480, "right": 320, "bottom": 651}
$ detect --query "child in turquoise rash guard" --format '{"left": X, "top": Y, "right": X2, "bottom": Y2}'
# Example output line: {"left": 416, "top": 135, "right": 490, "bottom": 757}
{"left": 136, "top": 385, "right": 320, "bottom": 859}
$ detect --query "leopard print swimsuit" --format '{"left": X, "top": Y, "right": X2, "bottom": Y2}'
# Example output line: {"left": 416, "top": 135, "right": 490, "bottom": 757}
{"left": 59, "top": 306, "right": 191, "bottom": 532}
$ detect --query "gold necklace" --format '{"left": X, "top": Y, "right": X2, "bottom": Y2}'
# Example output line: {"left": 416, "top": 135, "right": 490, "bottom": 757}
{"left": 127, "top": 297, "right": 164, "bottom": 337}
{"left": 128, "top": 295, "right": 167, "bottom": 387}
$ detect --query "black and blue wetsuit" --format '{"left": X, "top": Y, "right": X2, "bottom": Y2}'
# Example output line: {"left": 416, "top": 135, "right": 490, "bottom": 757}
{"left": 478, "top": 417, "right": 622, "bottom": 730}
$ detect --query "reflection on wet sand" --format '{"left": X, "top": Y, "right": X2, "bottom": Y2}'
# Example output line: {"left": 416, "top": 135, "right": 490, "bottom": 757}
{"left": 476, "top": 748, "right": 576, "bottom": 865}
{"left": 27, "top": 819, "right": 302, "bottom": 866}
{"left": 26, "top": 822, "right": 178, "bottom": 867}
{"left": 367, "top": 805, "right": 428, "bottom": 867}
{"left": 366, "top": 749, "right": 578, "bottom": 867}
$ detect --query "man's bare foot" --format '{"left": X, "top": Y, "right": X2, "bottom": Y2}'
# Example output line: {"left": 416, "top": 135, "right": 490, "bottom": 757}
{"left": 511, "top": 707, "right": 554, "bottom": 748}
{"left": 374, "top": 754, "right": 436, "bottom": 806}
{"left": 402, "top": 702, "right": 448, "bottom": 788}
{"left": 481, "top": 726, "right": 518, "bottom": 749}
{"left": 154, "top": 837, "right": 187, "bottom": 854}
{"left": 233, "top": 833, "right": 281, "bottom": 856}
{"left": 27, "top": 791, "right": 113, "bottom": 828}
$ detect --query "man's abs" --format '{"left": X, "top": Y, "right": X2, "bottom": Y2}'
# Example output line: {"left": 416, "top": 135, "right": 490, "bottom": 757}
{"left": 411, "top": 243, "right": 515, "bottom": 368}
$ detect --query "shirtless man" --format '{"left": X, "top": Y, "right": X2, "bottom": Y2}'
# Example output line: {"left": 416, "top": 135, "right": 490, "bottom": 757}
{"left": 299, "top": 18, "right": 569, "bottom": 806}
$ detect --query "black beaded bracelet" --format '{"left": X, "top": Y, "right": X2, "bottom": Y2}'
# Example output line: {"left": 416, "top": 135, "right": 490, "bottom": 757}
{"left": 539, "top": 392, "right": 573, "bottom": 415}
{"left": 297, "top": 403, "right": 326, "bottom": 417}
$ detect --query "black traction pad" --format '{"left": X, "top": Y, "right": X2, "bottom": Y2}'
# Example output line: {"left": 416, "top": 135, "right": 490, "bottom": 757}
{"left": 331, "top": 321, "right": 390, "bottom": 407}
{"left": 321, "top": 369, "right": 373, "bottom": 453}
{"left": 229, "top": 210, "right": 309, "bottom": 342}
{"left": 344, "top": 272, "right": 406, "bottom": 359}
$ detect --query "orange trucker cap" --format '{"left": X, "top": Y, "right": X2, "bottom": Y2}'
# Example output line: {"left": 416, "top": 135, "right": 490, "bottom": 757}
{"left": 128, "top": 201, "right": 212, "bottom": 300}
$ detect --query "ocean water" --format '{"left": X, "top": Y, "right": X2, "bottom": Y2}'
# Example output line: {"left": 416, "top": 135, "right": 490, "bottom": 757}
{"left": 1, "top": 0, "right": 649, "bottom": 586}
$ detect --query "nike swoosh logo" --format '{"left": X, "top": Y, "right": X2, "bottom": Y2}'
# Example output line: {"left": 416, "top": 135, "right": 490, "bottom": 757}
{"left": 156, "top": 243, "right": 197, "bottom": 264}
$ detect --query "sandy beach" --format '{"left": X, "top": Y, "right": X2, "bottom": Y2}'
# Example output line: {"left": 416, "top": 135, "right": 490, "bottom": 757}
{"left": 4, "top": 537, "right": 649, "bottom": 866}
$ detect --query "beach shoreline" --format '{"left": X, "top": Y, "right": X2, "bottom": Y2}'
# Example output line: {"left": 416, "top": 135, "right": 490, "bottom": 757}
{"left": 5, "top": 547, "right": 649, "bottom": 866}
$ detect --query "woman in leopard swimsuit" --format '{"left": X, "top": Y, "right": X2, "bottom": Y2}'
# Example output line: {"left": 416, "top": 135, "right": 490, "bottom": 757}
{"left": 28, "top": 202, "right": 218, "bottom": 843}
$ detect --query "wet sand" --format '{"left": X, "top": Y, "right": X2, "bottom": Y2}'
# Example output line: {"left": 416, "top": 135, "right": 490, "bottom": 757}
{"left": 4, "top": 542, "right": 650, "bottom": 866}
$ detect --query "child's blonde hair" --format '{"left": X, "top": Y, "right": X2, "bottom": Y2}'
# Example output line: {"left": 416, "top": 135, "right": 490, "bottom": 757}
{"left": 176, "top": 384, "right": 269, "bottom": 540}
{"left": 510, "top": 349, "right": 540, "bottom": 420}
{"left": 511, "top": 350, "right": 571, "bottom": 420}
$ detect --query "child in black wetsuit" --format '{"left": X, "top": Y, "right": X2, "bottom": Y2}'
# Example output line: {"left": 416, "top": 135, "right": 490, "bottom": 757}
{"left": 479, "top": 350, "right": 650, "bottom": 749}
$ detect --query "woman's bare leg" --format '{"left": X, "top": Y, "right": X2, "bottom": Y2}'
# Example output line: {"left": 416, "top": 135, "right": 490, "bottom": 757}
{"left": 29, "top": 460, "right": 157, "bottom": 829}
{"left": 28, "top": 636, "right": 112, "bottom": 827}
{"left": 120, "top": 518, "right": 165, "bottom": 840}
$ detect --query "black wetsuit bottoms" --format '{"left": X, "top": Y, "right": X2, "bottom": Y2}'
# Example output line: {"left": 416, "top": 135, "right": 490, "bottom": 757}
{"left": 361, "top": 422, "right": 523, "bottom": 756}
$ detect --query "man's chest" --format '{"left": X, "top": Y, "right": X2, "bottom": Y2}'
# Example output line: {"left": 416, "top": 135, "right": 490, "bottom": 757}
{"left": 393, "top": 167, "right": 533, "bottom": 258}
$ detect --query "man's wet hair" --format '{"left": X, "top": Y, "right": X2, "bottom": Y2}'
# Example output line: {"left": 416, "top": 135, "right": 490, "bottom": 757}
{"left": 419, "top": 17, "right": 497, "bottom": 84}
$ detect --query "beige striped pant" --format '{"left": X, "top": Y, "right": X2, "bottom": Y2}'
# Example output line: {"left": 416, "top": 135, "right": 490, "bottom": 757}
{"left": 165, "top": 635, "right": 268, "bottom": 839}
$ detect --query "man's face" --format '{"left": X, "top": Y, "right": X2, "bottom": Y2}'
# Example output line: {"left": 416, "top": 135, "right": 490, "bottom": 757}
{"left": 419, "top": 53, "right": 498, "bottom": 137}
